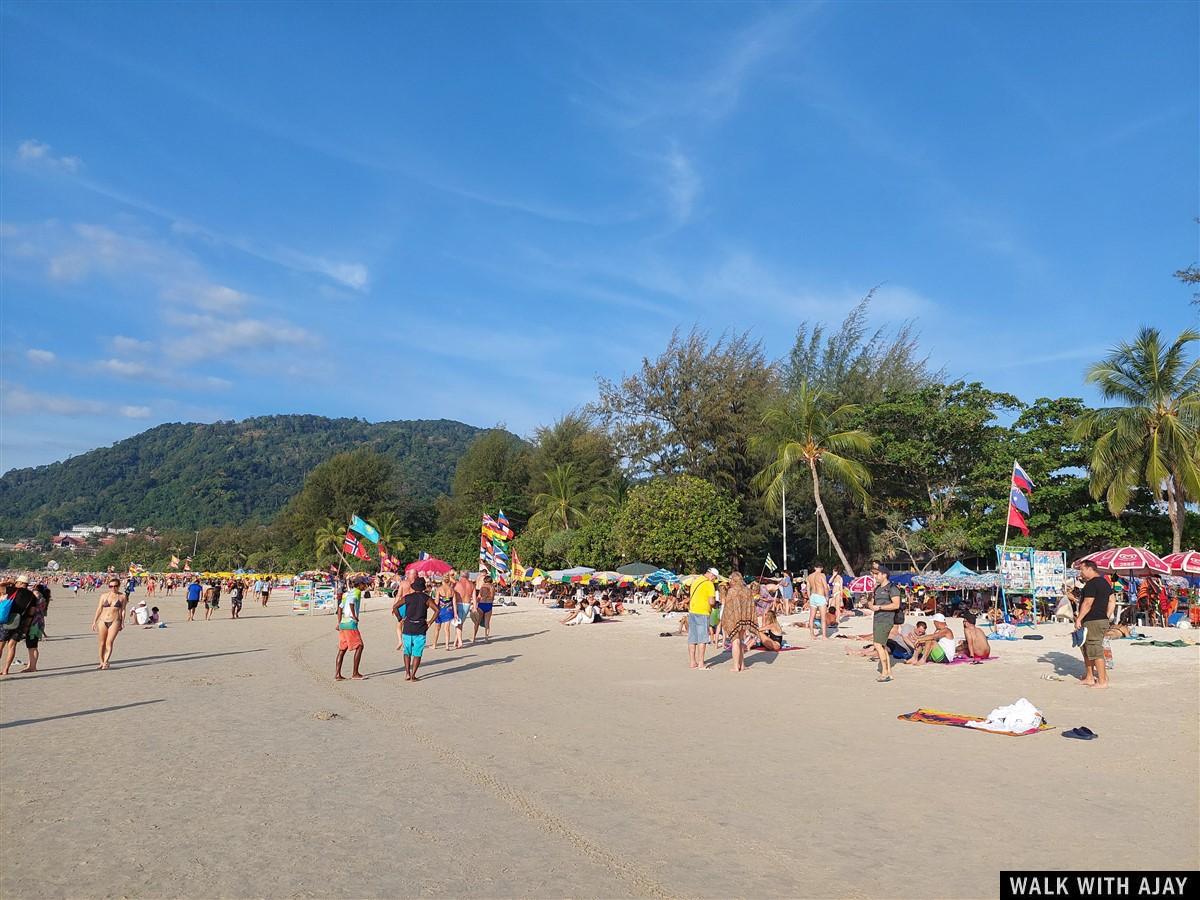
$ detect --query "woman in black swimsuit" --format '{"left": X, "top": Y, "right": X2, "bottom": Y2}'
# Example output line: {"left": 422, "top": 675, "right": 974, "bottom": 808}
{"left": 91, "top": 577, "right": 127, "bottom": 669}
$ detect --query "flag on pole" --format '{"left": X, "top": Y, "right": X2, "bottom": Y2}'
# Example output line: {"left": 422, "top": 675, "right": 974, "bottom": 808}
{"left": 418, "top": 551, "right": 431, "bottom": 561}
{"left": 1012, "top": 462, "right": 1035, "bottom": 493}
{"left": 379, "top": 542, "right": 400, "bottom": 573}
{"left": 349, "top": 515, "right": 380, "bottom": 544}
{"left": 169, "top": 555, "right": 180, "bottom": 569}
{"left": 343, "top": 531, "right": 371, "bottom": 560}
{"left": 764, "top": 554, "right": 778, "bottom": 573}
{"left": 497, "top": 510, "right": 514, "bottom": 539}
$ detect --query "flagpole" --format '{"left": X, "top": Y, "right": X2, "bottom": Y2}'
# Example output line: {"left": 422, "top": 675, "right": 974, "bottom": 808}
{"left": 782, "top": 480, "right": 788, "bottom": 572}
{"left": 998, "top": 460, "right": 1015, "bottom": 625}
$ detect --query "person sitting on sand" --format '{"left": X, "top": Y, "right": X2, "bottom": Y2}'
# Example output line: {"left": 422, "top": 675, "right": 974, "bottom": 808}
{"left": 960, "top": 609, "right": 991, "bottom": 659}
{"left": 751, "top": 609, "right": 785, "bottom": 652}
{"left": 561, "top": 599, "right": 597, "bottom": 626}
{"left": 144, "top": 607, "right": 161, "bottom": 627}
{"left": 908, "top": 613, "right": 955, "bottom": 665}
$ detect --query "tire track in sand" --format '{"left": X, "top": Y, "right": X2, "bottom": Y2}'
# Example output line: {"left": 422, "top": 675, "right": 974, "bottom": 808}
{"left": 288, "top": 632, "right": 673, "bottom": 899}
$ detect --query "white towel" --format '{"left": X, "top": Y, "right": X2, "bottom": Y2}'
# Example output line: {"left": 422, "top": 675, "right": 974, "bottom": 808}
{"left": 964, "top": 697, "right": 1042, "bottom": 734}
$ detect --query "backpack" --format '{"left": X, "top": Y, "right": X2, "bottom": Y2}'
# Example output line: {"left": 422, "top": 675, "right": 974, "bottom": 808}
{"left": 0, "top": 596, "right": 18, "bottom": 630}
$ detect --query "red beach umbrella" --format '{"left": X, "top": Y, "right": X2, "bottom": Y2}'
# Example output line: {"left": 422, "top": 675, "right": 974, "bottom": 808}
{"left": 405, "top": 556, "right": 453, "bottom": 577}
{"left": 1081, "top": 546, "right": 1170, "bottom": 577}
{"left": 1161, "top": 551, "right": 1200, "bottom": 575}
{"left": 849, "top": 575, "right": 876, "bottom": 593}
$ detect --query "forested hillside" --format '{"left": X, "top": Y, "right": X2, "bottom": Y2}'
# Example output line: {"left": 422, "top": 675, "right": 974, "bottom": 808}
{"left": 0, "top": 416, "right": 483, "bottom": 535}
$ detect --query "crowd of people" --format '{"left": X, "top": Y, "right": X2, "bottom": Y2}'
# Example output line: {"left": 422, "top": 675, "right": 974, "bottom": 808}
{"left": 0, "top": 551, "right": 1178, "bottom": 690}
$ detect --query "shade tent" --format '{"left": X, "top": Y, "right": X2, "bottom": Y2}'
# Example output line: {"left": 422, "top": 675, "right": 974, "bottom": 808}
{"left": 616, "top": 562, "right": 658, "bottom": 577}
{"left": 645, "top": 569, "right": 680, "bottom": 586}
{"left": 545, "top": 567, "right": 595, "bottom": 579}
{"left": 942, "top": 561, "right": 977, "bottom": 577}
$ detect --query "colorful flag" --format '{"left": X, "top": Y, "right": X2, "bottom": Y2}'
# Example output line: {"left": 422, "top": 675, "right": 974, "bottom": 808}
{"left": 1007, "top": 505, "right": 1029, "bottom": 536}
{"left": 1009, "top": 487, "right": 1030, "bottom": 515}
{"left": 378, "top": 542, "right": 400, "bottom": 573}
{"left": 418, "top": 550, "right": 431, "bottom": 561}
{"left": 512, "top": 548, "right": 523, "bottom": 572}
{"left": 1012, "top": 462, "right": 1034, "bottom": 494}
{"left": 497, "top": 510, "right": 514, "bottom": 539}
{"left": 343, "top": 530, "right": 371, "bottom": 560}
{"left": 349, "top": 515, "right": 380, "bottom": 543}
{"left": 169, "top": 555, "right": 180, "bottom": 569}
{"left": 764, "top": 553, "right": 778, "bottom": 573}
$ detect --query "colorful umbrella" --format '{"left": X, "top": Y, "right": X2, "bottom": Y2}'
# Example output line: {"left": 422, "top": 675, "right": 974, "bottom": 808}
{"left": 1161, "top": 551, "right": 1200, "bottom": 575}
{"left": 1081, "top": 546, "right": 1169, "bottom": 576}
{"left": 848, "top": 575, "right": 876, "bottom": 593}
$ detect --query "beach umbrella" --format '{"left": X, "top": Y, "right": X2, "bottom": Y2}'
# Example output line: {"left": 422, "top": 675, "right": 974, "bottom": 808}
{"left": 616, "top": 562, "right": 658, "bottom": 577}
{"left": 645, "top": 568, "right": 679, "bottom": 586}
{"left": 1081, "top": 546, "right": 1169, "bottom": 577}
{"left": 404, "top": 556, "right": 453, "bottom": 577}
{"left": 1161, "top": 551, "right": 1200, "bottom": 575}
{"left": 849, "top": 575, "right": 876, "bottom": 593}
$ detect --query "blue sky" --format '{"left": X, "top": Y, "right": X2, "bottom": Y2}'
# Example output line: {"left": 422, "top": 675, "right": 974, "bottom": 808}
{"left": 1, "top": 0, "right": 1196, "bottom": 473}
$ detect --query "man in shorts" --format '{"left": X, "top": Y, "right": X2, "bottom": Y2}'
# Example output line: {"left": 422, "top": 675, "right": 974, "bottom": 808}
{"left": 806, "top": 565, "right": 830, "bottom": 639}
{"left": 1076, "top": 559, "right": 1114, "bottom": 689}
{"left": 960, "top": 609, "right": 991, "bottom": 659}
{"left": 335, "top": 582, "right": 364, "bottom": 681}
{"left": 686, "top": 568, "right": 718, "bottom": 670}
{"left": 908, "top": 612, "right": 955, "bottom": 665}
{"left": 453, "top": 570, "right": 474, "bottom": 649}
{"left": 185, "top": 579, "right": 202, "bottom": 621}
{"left": 402, "top": 578, "right": 438, "bottom": 682}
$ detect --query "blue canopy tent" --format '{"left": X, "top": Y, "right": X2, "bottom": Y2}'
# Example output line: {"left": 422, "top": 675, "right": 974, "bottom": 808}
{"left": 942, "top": 561, "right": 977, "bottom": 577}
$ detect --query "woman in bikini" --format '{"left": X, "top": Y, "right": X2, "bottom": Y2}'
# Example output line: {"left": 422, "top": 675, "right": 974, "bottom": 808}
{"left": 91, "top": 577, "right": 127, "bottom": 669}
{"left": 429, "top": 575, "right": 456, "bottom": 651}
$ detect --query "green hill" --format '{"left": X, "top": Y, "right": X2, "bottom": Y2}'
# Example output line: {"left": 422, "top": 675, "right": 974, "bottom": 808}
{"left": 0, "top": 415, "right": 484, "bottom": 535}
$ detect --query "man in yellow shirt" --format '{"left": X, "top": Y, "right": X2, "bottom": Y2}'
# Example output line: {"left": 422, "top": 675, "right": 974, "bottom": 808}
{"left": 687, "top": 568, "right": 719, "bottom": 669}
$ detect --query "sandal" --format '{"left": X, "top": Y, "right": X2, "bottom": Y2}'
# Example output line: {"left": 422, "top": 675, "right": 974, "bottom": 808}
{"left": 876, "top": 675, "right": 892, "bottom": 683}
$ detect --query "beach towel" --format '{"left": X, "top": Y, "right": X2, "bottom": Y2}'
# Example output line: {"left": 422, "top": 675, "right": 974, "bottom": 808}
{"left": 898, "top": 707, "right": 1053, "bottom": 737}
{"left": 1130, "top": 639, "right": 1194, "bottom": 648}
{"left": 946, "top": 654, "right": 998, "bottom": 666}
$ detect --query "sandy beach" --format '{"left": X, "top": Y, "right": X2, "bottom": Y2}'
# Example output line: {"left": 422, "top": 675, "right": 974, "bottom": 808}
{"left": 2, "top": 588, "right": 1197, "bottom": 899}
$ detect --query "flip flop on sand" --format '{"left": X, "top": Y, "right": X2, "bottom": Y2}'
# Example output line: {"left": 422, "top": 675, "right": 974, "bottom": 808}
{"left": 876, "top": 675, "right": 892, "bottom": 683}
{"left": 1062, "top": 726, "right": 1098, "bottom": 740}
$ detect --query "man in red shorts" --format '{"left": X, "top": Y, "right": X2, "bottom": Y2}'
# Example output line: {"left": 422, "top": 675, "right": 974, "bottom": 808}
{"left": 335, "top": 584, "right": 365, "bottom": 681}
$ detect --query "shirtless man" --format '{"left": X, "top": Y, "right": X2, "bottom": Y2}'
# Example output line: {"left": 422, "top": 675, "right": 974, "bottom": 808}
{"left": 908, "top": 613, "right": 954, "bottom": 665}
{"left": 391, "top": 574, "right": 413, "bottom": 650}
{"left": 452, "top": 570, "right": 475, "bottom": 649}
{"left": 959, "top": 609, "right": 991, "bottom": 659}
{"left": 806, "top": 565, "right": 830, "bottom": 640}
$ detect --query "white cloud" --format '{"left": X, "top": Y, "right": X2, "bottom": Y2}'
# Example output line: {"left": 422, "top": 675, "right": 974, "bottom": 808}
{"left": 26, "top": 348, "right": 56, "bottom": 364}
{"left": 16, "top": 139, "right": 81, "bottom": 173}
{"left": 98, "top": 358, "right": 147, "bottom": 377}
{"left": 166, "top": 310, "right": 318, "bottom": 361}
{"left": 162, "top": 282, "right": 249, "bottom": 311}
{"left": 663, "top": 145, "right": 700, "bottom": 225}
{"left": 111, "top": 335, "right": 152, "bottom": 353}
{"left": 1, "top": 382, "right": 139, "bottom": 418}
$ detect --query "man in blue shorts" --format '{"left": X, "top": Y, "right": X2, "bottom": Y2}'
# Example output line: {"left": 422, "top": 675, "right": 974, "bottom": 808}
{"left": 185, "top": 579, "right": 202, "bottom": 621}
{"left": 402, "top": 578, "right": 438, "bottom": 682}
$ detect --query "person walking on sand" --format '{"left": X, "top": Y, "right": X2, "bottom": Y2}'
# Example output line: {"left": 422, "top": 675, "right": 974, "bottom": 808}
{"left": 430, "top": 575, "right": 456, "bottom": 651}
{"left": 185, "top": 579, "right": 202, "bottom": 621}
{"left": 687, "top": 568, "right": 719, "bottom": 670}
{"left": 453, "top": 570, "right": 474, "bottom": 649}
{"left": 401, "top": 577, "right": 438, "bottom": 682}
{"left": 334, "top": 581, "right": 365, "bottom": 681}
{"left": 720, "top": 572, "right": 758, "bottom": 673}
{"left": 472, "top": 573, "right": 496, "bottom": 642}
{"left": 1076, "top": 559, "right": 1114, "bottom": 689}
{"left": 229, "top": 579, "right": 244, "bottom": 619}
{"left": 91, "top": 576, "right": 127, "bottom": 670}
{"left": 0, "top": 576, "right": 39, "bottom": 676}
{"left": 866, "top": 569, "right": 901, "bottom": 683}
{"left": 806, "top": 565, "right": 830, "bottom": 639}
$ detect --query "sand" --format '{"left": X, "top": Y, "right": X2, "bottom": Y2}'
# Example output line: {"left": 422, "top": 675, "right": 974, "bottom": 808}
{"left": 2, "top": 588, "right": 1197, "bottom": 899}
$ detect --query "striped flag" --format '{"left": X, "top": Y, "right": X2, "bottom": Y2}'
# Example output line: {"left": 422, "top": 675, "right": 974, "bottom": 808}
{"left": 343, "top": 531, "right": 371, "bottom": 560}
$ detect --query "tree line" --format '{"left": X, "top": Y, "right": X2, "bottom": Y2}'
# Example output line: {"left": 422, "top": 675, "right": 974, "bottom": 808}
{"left": 5, "top": 297, "right": 1194, "bottom": 576}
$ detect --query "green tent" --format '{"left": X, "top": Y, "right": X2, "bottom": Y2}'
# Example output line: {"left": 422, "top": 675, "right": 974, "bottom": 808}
{"left": 616, "top": 562, "right": 658, "bottom": 577}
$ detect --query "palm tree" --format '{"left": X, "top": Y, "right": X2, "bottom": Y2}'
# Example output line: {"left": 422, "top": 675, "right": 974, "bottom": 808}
{"left": 1074, "top": 327, "right": 1200, "bottom": 552}
{"left": 314, "top": 519, "right": 344, "bottom": 563}
{"left": 752, "top": 381, "right": 875, "bottom": 574}
{"left": 528, "top": 463, "right": 602, "bottom": 535}
{"left": 368, "top": 512, "right": 406, "bottom": 555}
